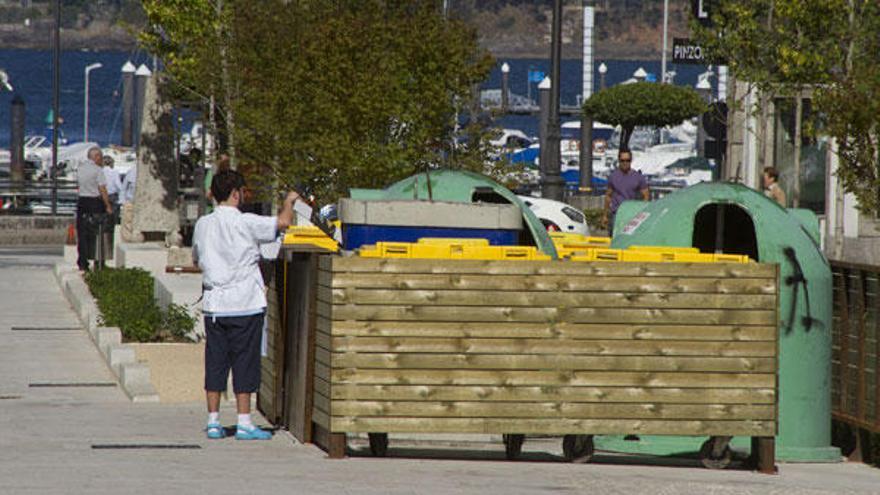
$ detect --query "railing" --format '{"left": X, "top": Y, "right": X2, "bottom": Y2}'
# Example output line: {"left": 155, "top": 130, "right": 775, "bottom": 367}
{"left": 831, "top": 260, "right": 880, "bottom": 433}
{"left": 0, "top": 180, "right": 78, "bottom": 215}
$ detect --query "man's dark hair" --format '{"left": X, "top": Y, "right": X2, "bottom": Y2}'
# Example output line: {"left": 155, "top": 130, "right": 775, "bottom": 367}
{"left": 763, "top": 167, "right": 779, "bottom": 181}
{"left": 211, "top": 169, "right": 246, "bottom": 202}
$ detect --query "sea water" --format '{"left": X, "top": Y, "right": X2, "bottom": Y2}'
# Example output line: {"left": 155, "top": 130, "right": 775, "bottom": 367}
{"left": 0, "top": 48, "right": 709, "bottom": 148}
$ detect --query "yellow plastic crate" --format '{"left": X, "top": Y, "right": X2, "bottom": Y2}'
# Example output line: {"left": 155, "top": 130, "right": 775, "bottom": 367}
{"left": 282, "top": 226, "right": 339, "bottom": 252}
{"left": 462, "top": 245, "right": 552, "bottom": 261}
{"left": 358, "top": 241, "right": 551, "bottom": 261}
{"left": 713, "top": 253, "right": 751, "bottom": 263}
{"left": 417, "top": 237, "right": 490, "bottom": 246}
{"left": 549, "top": 233, "right": 611, "bottom": 246}
{"left": 627, "top": 245, "right": 699, "bottom": 253}
{"left": 567, "top": 247, "right": 749, "bottom": 264}
{"left": 359, "top": 242, "right": 446, "bottom": 258}
{"left": 551, "top": 234, "right": 613, "bottom": 259}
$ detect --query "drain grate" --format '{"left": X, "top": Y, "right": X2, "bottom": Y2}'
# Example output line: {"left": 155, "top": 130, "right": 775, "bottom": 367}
{"left": 91, "top": 444, "right": 201, "bottom": 450}
{"left": 29, "top": 382, "right": 117, "bottom": 388}
{"left": 11, "top": 326, "right": 82, "bottom": 331}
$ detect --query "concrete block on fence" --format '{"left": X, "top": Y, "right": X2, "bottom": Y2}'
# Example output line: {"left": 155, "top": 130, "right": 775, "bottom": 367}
{"left": 154, "top": 272, "right": 204, "bottom": 339}
{"left": 119, "top": 362, "right": 159, "bottom": 403}
{"left": 116, "top": 242, "right": 167, "bottom": 277}
{"left": 95, "top": 327, "right": 122, "bottom": 355}
{"left": 106, "top": 345, "right": 136, "bottom": 375}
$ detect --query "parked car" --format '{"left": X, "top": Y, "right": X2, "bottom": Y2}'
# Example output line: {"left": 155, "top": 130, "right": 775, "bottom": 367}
{"left": 517, "top": 195, "right": 589, "bottom": 235}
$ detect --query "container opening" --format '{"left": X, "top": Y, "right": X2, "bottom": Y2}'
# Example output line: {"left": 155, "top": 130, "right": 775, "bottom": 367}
{"left": 471, "top": 187, "right": 509, "bottom": 204}
{"left": 692, "top": 203, "right": 759, "bottom": 261}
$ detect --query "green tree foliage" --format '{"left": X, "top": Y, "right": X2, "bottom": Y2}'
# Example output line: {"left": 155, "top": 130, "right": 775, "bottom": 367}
{"left": 815, "top": 1, "right": 880, "bottom": 214}
{"left": 581, "top": 82, "right": 705, "bottom": 150}
{"left": 139, "top": 0, "right": 223, "bottom": 108}
{"left": 141, "top": 0, "right": 494, "bottom": 202}
{"left": 693, "top": 0, "right": 846, "bottom": 90}
{"left": 694, "top": 0, "right": 880, "bottom": 214}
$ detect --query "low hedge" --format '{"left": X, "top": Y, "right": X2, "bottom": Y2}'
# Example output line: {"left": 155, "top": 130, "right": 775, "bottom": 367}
{"left": 84, "top": 267, "right": 195, "bottom": 343}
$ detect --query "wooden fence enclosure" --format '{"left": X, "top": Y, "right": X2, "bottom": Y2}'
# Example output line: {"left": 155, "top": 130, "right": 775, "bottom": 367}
{"left": 831, "top": 261, "right": 880, "bottom": 461}
{"left": 309, "top": 256, "right": 779, "bottom": 465}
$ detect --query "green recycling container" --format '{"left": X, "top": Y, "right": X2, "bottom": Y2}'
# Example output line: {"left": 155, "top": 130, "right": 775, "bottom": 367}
{"left": 600, "top": 182, "right": 839, "bottom": 462}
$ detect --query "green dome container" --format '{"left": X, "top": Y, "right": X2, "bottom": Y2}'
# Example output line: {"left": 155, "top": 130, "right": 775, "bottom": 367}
{"left": 600, "top": 182, "right": 839, "bottom": 462}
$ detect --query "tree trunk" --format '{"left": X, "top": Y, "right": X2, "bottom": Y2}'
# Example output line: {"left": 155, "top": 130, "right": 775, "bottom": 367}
{"left": 793, "top": 94, "right": 802, "bottom": 208}
{"left": 621, "top": 126, "right": 633, "bottom": 152}
{"left": 834, "top": 0, "right": 856, "bottom": 258}
{"left": 217, "top": 0, "right": 237, "bottom": 170}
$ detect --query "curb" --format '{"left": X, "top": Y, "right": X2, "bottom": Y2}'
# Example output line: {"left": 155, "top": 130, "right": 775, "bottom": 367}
{"left": 53, "top": 261, "right": 160, "bottom": 403}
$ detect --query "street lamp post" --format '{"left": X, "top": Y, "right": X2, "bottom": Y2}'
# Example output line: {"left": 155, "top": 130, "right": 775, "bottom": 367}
{"left": 542, "top": 0, "right": 565, "bottom": 201}
{"left": 83, "top": 63, "right": 102, "bottom": 143}
{"left": 661, "top": 0, "right": 669, "bottom": 83}
{"left": 598, "top": 62, "right": 607, "bottom": 90}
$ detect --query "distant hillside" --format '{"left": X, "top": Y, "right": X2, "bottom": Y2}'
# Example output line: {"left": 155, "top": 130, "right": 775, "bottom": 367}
{"left": 0, "top": 0, "right": 141, "bottom": 51}
{"left": 0, "top": 0, "right": 691, "bottom": 58}
{"left": 458, "top": 0, "right": 693, "bottom": 59}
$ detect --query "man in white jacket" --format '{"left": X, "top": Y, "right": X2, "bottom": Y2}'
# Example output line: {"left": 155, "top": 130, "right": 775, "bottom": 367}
{"left": 192, "top": 169, "right": 298, "bottom": 440}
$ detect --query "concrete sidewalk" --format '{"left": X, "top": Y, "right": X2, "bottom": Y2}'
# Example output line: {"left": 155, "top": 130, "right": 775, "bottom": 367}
{"left": 2, "top": 246, "right": 880, "bottom": 495}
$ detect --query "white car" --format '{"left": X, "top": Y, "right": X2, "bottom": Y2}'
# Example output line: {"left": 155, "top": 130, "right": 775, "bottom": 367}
{"left": 518, "top": 195, "right": 590, "bottom": 235}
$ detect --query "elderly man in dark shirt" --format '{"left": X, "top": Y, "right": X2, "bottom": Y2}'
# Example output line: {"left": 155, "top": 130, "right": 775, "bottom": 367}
{"left": 602, "top": 149, "right": 649, "bottom": 236}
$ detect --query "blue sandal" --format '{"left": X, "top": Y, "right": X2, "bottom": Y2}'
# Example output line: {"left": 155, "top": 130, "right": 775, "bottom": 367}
{"left": 235, "top": 424, "right": 272, "bottom": 440}
{"left": 206, "top": 422, "right": 226, "bottom": 439}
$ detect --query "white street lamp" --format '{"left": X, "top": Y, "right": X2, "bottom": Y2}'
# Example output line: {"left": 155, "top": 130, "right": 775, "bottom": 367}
{"left": 598, "top": 62, "right": 607, "bottom": 90}
{"left": 83, "top": 62, "right": 102, "bottom": 142}
{"left": 661, "top": 0, "right": 669, "bottom": 83}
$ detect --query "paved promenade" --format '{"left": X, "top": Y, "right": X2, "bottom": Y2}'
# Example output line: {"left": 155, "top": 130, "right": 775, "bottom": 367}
{"left": 2, "top": 246, "right": 880, "bottom": 494}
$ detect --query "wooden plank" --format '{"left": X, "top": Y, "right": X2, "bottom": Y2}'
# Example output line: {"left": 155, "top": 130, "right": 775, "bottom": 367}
{"left": 272, "top": 260, "right": 287, "bottom": 425}
{"left": 753, "top": 437, "right": 777, "bottom": 474}
{"left": 857, "top": 270, "right": 867, "bottom": 422}
{"left": 326, "top": 288, "right": 776, "bottom": 310}
{"left": 313, "top": 424, "right": 346, "bottom": 459}
{"left": 314, "top": 393, "right": 330, "bottom": 415}
{"left": 261, "top": 366, "right": 275, "bottom": 385}
{"left": 314, "top": 376, "right": 331, "bottom": 398}
{"left": 326, "top": 273, "right": 777, "bottom": 294}
{"left": 876, "top": 274, "right": 880, "bottom": 431}
{"left": 329, "top": 401, "right": 776, "bottom": 420}
{"left": 315, "top": 347, "right": 332, "bottom": 367}
{"left": 324, "top": 303, "right": 776, "bottom": 326}
{"left": 319, "top": 319, "right": 777, "bottom": 341}
{"left": 328, "top": 417, "right": 776, "bottom": 436}
{"left": 315, "top": 362, "right": 331, "bottom": 382}
{"left": 315, "top": 330, "right": 331, "bottom": 350}
{"left": 839, "top": 267, "right": 850, "bottom": 415}
{"left": 312, "top": 407, "right": 331, "bottom": 428}
{"left": 327, "top": 337, "right": 776, "bottom": 357}
{"left": 330, "top": 369, "right": 776, "bottom": 388}
{"left": 329, "top": 384, "right": 777, "bottom": 404}
{"left": 328, "top": 257, "right": 777, "bottom": 278}
{"left": 327, "top": 353, "right": 776, "bottom": 373}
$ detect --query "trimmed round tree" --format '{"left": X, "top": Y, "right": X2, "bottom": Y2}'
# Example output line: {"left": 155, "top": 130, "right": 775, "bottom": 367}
{"left": 582, "top": 82, "right": 706, "bottom": 151}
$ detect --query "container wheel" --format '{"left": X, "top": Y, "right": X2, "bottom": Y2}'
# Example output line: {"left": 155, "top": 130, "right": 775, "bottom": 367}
{"left": 699, "top": 437, "right": 732, "bottom": 469}
{"left": 562, "top": 434, "right": 594, "bottom": 463}
{"left": 503, "top": 434, "right": 525, "bottom": 460}
{"left": 368, "top": 433, "right": 388, "bottom": 457}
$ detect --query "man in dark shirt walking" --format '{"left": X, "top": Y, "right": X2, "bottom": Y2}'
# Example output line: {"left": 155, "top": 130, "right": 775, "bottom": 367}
{"left": 602, "top": 150, "right": 649, "bottom": 236}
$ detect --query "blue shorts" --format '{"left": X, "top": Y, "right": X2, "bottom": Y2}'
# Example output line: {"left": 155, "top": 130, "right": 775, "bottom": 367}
{"left": 204, "top": 312, "right": 264, "bottom": 394}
